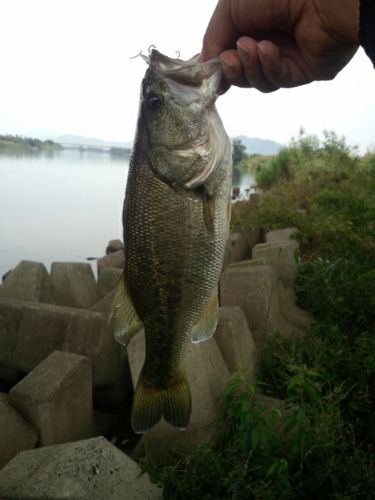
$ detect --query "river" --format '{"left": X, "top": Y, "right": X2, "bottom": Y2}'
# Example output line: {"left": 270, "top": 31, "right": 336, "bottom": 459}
{"left": 0, "top": 150, "right": 254, "bottom": 280}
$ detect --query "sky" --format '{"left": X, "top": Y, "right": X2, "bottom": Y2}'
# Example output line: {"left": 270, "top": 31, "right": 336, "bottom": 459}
{"left": 1, "top": 0, "right": 375, "bottom": 152}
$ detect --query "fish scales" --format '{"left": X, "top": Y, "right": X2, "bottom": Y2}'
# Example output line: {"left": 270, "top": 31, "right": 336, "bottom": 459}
{"left": 112, "top": 50, "right": 232, "bottom": 433}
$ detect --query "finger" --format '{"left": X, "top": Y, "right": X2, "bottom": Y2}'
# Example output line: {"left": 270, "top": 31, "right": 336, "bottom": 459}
{"left": 236, "top": 37, "right": 279, "bottom": 93}
{"left": 199, "top": 0, "right": 238, "bottom": 61}
{"left": 257, "top": 39, "right": 311, "bottom": 87}
{"left": 220, "top": 50, "right": 244, "bottom": 82}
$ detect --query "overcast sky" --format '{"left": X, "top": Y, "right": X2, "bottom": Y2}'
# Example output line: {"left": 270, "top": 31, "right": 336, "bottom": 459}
{"left": 1, "top": 0, "right": 374, "bottom": 152}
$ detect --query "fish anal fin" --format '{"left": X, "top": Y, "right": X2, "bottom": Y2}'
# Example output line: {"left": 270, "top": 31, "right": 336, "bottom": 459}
{"left": 110, "top": 273, "right": 143, "bottom": 346}
{"left": 190, "top": 288, "right": 219, "bottom": 343}
{"left": 131, "top": 371, "right": 191, "bottom": 433}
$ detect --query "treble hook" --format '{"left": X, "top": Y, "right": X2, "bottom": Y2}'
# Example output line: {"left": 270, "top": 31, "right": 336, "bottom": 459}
{"left": 130, "top": 50, "right": 149, "bottom": 64}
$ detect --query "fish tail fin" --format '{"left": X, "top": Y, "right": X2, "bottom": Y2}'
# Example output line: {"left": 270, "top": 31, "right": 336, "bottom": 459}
{"left": 131, "top": 370, "right": 192, "bottom": 434}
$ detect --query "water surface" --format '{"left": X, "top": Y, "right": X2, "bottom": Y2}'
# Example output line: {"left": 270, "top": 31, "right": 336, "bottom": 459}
{"left": 0, "top": 150, "right": 128, "bottom": 279}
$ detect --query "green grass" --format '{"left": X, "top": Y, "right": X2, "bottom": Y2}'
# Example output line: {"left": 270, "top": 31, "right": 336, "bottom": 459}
{"left": 142, "top": 131, "right": 375, "bottom": 499}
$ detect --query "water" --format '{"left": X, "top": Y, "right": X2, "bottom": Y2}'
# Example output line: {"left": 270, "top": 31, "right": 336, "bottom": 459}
{"left": 0, "top": 150, "right": 254, "bottom": 280}
{"left": 0, "top": 150, "right": 128, "bottom": 279}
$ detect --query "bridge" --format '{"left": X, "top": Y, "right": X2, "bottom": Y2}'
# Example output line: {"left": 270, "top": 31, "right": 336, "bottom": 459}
{"left": 58, "top": 143, "right": 131, "bottom": 156}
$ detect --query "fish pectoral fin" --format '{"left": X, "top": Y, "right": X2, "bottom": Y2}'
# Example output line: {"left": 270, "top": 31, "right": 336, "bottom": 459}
{"left": 190, "top": 288, "right": 219, "bottom": 343}
{"left": 131, "top": 370, "right": 192, "bottom": 433}
{"left": 109, "top": 273, "right": 143, "bottom": 346}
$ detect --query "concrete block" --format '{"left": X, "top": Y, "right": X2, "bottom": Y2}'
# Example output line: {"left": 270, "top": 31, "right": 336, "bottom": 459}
{"left": 98, "top": 267, "right": 122, "bottom": 296}
{"left": 106, "top": 239, "right": 124, "bottom": 255}
{"left": 93, "top": 346, "right": 133, "bottom": 411}
{"left": 50, "top": 262, "right": 102, "bottom": 309}
{"left": 244, "top": 227, "right": 262, "bottom": 251}
{"left": 2, "top": 269, "right": 12, "bottom": 283}
{"left": 0, "top": 298, "right": 121, "bottom": 386}
{"left": 129, "top": 331, "right": 230, "bottom": 465}
{"left": 215, "top": 306, "right": 257, "bottom": 377}
{"left": 252, "top": 240, "right": 299, "bottom": 288}
{"left": 277, "top": 281, "right": 313, "bottom": 334}
{"left": 220, "top": 261, "right": 280, "bottom": 347}
{"left": 91, "top": 290, "right": 115, "bottom": 317}
{"left": 9, "top": 351, "right": 93, "bottom": 447}
{"left": 0, "top": 260, "right": 54, "bottom": 303}
{"left": 266, "top": 227, "right": 297, "bottom": 245}
{"left": 97, "top": 250, "right": 125, "bottom": 274}
{"left": 223, "top": 232, "right": 250, "bottom": 270}
{"left": 0, "top": 392, "right": 37, "bottom": 469}
{"left": 0, "top": 436, "right": 162, "bottom": 499}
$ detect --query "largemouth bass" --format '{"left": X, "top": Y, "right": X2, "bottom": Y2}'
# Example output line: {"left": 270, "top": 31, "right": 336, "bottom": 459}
{"left": 111, "top": 49, "right": 232, "bottom": 433}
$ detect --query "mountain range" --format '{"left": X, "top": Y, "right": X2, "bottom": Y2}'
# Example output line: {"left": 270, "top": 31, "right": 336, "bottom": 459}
{"left": 56, "top": 134, "right": 282, "bottom": 155}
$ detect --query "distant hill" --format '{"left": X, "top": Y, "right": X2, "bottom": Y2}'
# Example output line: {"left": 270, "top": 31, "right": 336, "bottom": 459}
{"left": 232, "top": 135, "right": 282, "bottom": 155}
{"left": 56, "top": 134, "right": 133, "bottom": 149}
{"left": 55, "top": 133, "right": 282, "bottom": 155}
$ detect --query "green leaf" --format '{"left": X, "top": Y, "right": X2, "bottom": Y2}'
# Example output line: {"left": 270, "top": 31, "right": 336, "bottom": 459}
{"left": 251, "top": 427, "right": 260, "bottom": 450}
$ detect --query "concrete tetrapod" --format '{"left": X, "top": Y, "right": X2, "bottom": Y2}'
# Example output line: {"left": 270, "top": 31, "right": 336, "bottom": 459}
{"left": 0, "top": 436, "right": 162, "bottom": 499}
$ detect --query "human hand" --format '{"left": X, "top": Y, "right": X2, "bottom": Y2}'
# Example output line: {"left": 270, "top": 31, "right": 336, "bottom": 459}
{"left": 200, "top": 0, "right": 360, "bottom": 92}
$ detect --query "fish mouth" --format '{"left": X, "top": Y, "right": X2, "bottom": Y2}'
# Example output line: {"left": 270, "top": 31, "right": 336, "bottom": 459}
{"left": 149, "top": 49, "right": 222, "bottom": 88}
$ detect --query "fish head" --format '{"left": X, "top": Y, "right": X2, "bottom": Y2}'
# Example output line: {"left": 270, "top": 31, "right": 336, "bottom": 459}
{"left": 137, "top": 50, "right": 225, "bottom": 188}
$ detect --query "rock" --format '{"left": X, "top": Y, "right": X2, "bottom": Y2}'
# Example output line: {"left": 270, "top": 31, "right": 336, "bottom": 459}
{"left": 106, "top": 239, "right": 124, "bottom": 255}
{"left": 98, "top": 267, "right": 122, "bottom": 296}
{"left": 223, "top": 232, "right": 250, "bottom": 269}
{"left": 0, "top": 392, "right": 37, "bottom": 469}
{"left": 265, "top": 227, "right": 297, "bottom": 245}
{"left": 215, "top": 306, "right": 257, "bottom": 377}
{"left": 0, "top": 297, "right": 121, "bottom": 386}
{"left": 9, "top": 351, "right": 94, "bottom": 447}
{"left": 220, "top": 260, "right": 280, "bottom": 348}
{"left": 97, "top": 250, "right": 125, "bottom": 275}
{"left": 51, "top": 262, "right": 102, "bottom": 309}
{"left": 93, "top": 347, "right": 133, "bottom": 411}
{"left": 0, "top": 436, "right": 162, "bottom": 499}
{"left": 91, "top": 290, "right": 115, "bottom": 317}
{"left": 129, "top": 331, "right": 230, "bottom": 465}
{"left": 0, "top": 260, "right": 54, "bottom": 303}
{"left": 252, "top": 240, "right": 299, "bottom": 288}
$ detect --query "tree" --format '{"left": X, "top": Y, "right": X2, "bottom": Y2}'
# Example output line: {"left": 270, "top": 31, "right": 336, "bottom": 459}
{"left": 232, "top": 139, "right": 247, "bottom": 166}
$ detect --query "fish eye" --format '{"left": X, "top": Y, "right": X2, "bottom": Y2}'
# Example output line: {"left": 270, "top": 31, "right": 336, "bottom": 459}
{"left": 146, "top": 93, "right": 163, "bottom": 111}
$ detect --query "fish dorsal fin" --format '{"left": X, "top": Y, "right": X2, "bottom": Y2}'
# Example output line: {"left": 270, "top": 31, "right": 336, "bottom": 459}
{"left": 190, "top": 288, "right": 219, "bottom": 343}
{"left": 110, "top": 273, "right": 143, "bottom": 346}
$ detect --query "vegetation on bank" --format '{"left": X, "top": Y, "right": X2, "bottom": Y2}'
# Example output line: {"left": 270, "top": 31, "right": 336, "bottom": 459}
{"left": 142, "top": 130, "right": 375, "bottom": 498}
{"left": 0, "top": 134, "right": 62, "bottom": 153}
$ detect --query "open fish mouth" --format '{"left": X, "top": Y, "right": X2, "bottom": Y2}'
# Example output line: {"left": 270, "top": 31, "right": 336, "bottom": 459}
{"left": 136, "top": 48, "right": 222, "bottom": 88}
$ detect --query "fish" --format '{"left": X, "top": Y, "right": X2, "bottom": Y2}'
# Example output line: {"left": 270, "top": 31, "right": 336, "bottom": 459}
{"left": 111, "top": 49, "right": 232, "bottom": 433}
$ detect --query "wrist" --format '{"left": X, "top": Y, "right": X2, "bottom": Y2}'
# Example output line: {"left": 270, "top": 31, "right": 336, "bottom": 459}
{"left": 313, "top": 0, "right": 360, "bottom": 44}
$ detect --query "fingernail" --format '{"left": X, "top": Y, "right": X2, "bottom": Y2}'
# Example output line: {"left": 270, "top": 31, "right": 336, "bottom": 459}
{"left": 237, "top": 40, "right": 248, "bottom": 54}
{"left": 258, "top": 42, "right": 267, "bottom": 58}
